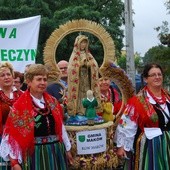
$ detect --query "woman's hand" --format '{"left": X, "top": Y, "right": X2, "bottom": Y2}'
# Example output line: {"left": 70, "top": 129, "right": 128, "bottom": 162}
{"left": 12, "top": 164, "right": 22, "bottom": 170}
{"left": 116, "top": 146, "right": 127, "bottom": 159}
{"left": 10, "top": 158, "right": 22, "bottom": 170}
{"left": 66, "top": 151, "right": 74, "bottom": 165}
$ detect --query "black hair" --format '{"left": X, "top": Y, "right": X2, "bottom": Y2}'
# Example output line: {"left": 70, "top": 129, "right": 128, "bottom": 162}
{"left": 14, "top": 71, "right": 24, "bottom": 84}
{"left": 142, "top": 63, "right": 163, "bottom": 78}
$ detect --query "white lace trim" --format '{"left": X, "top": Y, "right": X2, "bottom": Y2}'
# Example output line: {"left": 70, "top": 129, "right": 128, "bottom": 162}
{"left": 115, "top": 131, "right": 135, "bottom": 151}
{"left": 0, "top": 135, "right": 22, "bottom": 163}
{"left": 114, "top": 110, "right": 138, "bottom": 151}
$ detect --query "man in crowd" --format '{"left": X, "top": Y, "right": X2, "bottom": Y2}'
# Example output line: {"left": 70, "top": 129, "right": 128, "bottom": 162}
{"left": 57, "top": 60, "right": 68, "bottom": 88}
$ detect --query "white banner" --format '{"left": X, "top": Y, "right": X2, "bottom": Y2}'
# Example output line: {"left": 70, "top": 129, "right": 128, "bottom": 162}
{"left": 76, "top": 129, "right": 106, "bottom": 155}
{"left": 0, "top": 15, "right": 41, "bottom": 72}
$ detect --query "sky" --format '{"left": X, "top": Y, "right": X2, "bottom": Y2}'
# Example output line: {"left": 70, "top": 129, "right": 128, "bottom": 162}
{"left": 132, "top": 0, "right": 170, "bottom": 56}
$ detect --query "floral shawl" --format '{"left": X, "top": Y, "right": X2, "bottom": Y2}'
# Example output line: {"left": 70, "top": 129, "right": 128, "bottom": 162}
{"left": 126, "top": 86, "right": 170, "bottom": 131}
{"left": 3, "top": 90, "right": 63, "bottom": 159}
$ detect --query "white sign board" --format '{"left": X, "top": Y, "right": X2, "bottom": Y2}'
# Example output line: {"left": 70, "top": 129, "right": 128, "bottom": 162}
{"left": 0, "top": 15, "right": 41, "bottom": 72}
{"left": 76, "top": 129, "right": 106, "bottom": 155}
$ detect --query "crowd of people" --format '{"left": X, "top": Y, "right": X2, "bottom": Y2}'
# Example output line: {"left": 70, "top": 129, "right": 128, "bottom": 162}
{"left": 0, "top": 35, "right": 169, "bottom": 170}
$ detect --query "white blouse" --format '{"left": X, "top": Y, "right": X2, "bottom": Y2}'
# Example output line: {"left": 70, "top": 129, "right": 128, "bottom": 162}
{"left": 114, "top": 91, "right": 170, "bottom": 152}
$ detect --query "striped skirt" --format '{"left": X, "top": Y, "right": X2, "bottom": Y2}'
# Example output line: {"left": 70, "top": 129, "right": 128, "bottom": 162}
{"left": 122, "top": 152, "right": 134, "bottom": 170}
{"left": 136, "top": 131, "right": 170, "bottom": 170}
{"left": 123, "top": 131, "right": 170, "bottom": 170}
{"left": 22, "top": 136, "right": 68, "bottom": 170}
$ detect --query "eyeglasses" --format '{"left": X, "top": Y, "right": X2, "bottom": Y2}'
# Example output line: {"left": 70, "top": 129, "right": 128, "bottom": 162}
{"left": 148, "top": 73, "right": 163, "bottom": 78}
{"left": 59, "top": 67, "right": 67, "bottom": 70}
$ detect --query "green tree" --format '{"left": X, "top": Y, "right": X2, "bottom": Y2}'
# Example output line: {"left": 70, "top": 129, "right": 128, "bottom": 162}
{"left": 117, "top": 53, "right": 126, "bottom": 70}
{"left": 117, "top": 52, "right": 143, "bottom": 73}
{"left": 165, "top": 0, "right": 170, "bottom": 12}
{"left": 0, "top": 0, "right": 124, "bottom": 65}
{"left": 155, "top": 1, "right": 170, "bottom": 47}
{"left": 155, "top": 21, "right": 170, "bottom": 47}
{"left": 153, "top": 1, "right": 170, "bottom": 88}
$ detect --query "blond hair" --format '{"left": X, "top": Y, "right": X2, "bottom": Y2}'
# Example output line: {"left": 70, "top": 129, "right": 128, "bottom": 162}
{"left": 25, "top": 64, "right": 49, "bottom": 81}
{"left": 0, "top": 62, "right": 14, "bottom": 77}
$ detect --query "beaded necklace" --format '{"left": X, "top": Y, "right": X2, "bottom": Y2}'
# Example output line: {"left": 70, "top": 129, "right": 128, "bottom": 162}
{"left": 146, "top": 87, "right": 166, "bottom": 105}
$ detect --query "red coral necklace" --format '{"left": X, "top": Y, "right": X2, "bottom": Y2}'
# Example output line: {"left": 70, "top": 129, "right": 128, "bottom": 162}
{"left": 146, "top": 87, "right": 166, "bottom": 105}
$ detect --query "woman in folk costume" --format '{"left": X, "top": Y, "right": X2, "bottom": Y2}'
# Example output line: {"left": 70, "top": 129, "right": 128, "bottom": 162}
{"left": 98, "top": 76, "right": 122, "bottom": 122}
{"left": 0, "top": 62, "right": 23, "bottom": 170}
{"left": 67, "top": 34, "right": 101, "bottom": 115}
{"left": 115, "top": 63, "right": 170, "bottom": 170}
{"left": 0, "top": 64, "right": 73, "bottom": 170}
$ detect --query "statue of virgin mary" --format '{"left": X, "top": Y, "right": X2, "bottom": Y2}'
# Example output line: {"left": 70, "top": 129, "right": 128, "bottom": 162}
{"left": 67, "top": 34, "right": 102, "bottom": 116}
